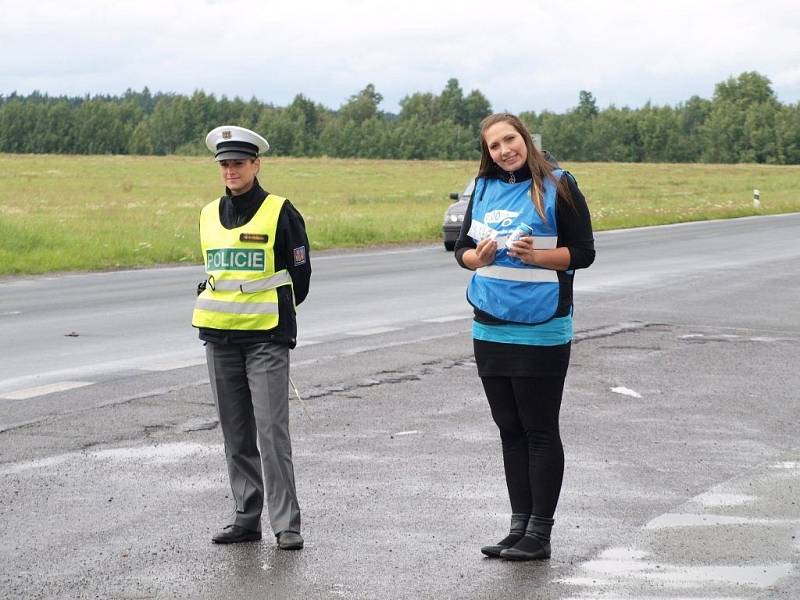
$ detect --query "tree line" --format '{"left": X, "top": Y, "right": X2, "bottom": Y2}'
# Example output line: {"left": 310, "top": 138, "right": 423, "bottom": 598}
{"left": 1, "top": 72, "right": 798, "bottom": 163}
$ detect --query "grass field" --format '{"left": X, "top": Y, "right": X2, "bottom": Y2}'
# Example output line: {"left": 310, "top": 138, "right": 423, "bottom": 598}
{"left": 1, "top": 154, "right": 799, "bottom": 276}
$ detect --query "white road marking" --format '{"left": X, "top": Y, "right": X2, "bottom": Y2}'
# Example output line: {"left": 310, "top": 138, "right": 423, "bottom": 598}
{"left": 139, "top": 358, "right": 205, "bottom": 371}
{"left": 340, "top": 332, "right": 465, "bottom": 356}
{"left": 0, "top": 350, "right": 205, "bottom": 393}
{"left": 595, "top": 213, "right": 793, "bottom": 236}
{"left": 90, "top": 442, "right": 218, "bottom": 464}
{"left": 645, "top": 512, "right": 800, "bottom": 528}
{"left": 1, "top": 380, "right": 93, "bottom": 400}
{"left": 393, "top": 430, "right": 420, "bottom": 436}
{"left": 0, "top": 310, "right": 22, "bottom": 316}
{"left": 562, "top": 454, "right": 799, "bottom": 597}
{"left": 770, "top": 461, "right": 800, "bottom": 469}
{"left": 564, "top": 592, "right": 747, "bottom": 599}
{"left": 0, "top": 454, "right": 73, "bottom": 475}
{"left": 346, "top": 326, "right": 402, "bottom": 337}
{"left": 564, "top": 550, "right": 791, "bottom": 588}
{"left": 295, "top": 339, "right": 322, "bottom": 347}
{"left": 0, "top": 441, "right": 222, "bottom": 475}
{"left": 421, "top": 315, "right": 471, "bottom": 323}
{"left": 291, "top": 331, "right": 469, "bottom": 371}
{"left": 610, "top": 386, "right": 642, "bottom": 398}
{"left": 313, "top": 246, "right": 438, "bottom": 261}
{"left": 680, "top": 333, "right": 786, "bottom": 343}
{"left": 293, "top": 358, "right": 319, "bottom": 367}
{"left": 694, "top": 492, "right": 755, "bottom": 507}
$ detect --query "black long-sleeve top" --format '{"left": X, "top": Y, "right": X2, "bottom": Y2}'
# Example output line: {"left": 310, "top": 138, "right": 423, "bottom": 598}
{"left": 454, "top": 165, "right": 595, "bottom": 323}
{"left": 198, "top": 178, "right": 311, "bottom": 348}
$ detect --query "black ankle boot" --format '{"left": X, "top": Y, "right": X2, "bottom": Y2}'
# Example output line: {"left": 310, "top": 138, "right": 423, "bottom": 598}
{"left": 480, "top": 513, "right": 530, "bottom": 558}
{"left": 499, "top": 515, "right": 553, "bottom": 561}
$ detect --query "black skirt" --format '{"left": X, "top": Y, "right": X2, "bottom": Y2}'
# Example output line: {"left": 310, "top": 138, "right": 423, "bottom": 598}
{"left": 473, "top": 338, "right": 571, "bottom": 378}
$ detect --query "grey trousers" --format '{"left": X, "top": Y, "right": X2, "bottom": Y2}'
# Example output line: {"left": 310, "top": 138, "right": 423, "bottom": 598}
{"left": 205, "top": 341, "right": 301, "bottom": 535}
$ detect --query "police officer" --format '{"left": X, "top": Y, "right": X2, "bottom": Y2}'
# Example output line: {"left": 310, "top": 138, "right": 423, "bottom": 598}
{"left": 193, "top": 125, "right": 311, "bottom": 549}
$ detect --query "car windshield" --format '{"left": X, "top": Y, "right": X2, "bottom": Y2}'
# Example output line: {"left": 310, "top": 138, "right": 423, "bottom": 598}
{"left": 462, "top": 179, "right": 475, "bottom": 198}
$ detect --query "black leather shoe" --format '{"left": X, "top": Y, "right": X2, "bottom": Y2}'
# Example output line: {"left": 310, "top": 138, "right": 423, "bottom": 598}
{"left": 212, "top": 525, "right": 262, "bottom": 544}
{"left": 499, "top": 515, "right": 553, "bottom": 561}
{"left": 499, "top": 539, "right": 551, "bottom": 561}
{"left": 276, "top": 530, "right": 304, "bottom": 550}
{"left": 481, "top": 513, "right": 529, "bottom": 558}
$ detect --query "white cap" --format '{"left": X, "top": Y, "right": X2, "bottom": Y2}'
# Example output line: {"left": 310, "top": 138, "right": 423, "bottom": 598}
{"left": 205, "top": 125, "right": 269, "bottom": 161}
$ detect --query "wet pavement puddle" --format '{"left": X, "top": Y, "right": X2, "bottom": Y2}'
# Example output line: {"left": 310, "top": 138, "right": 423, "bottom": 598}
{"left": 562, "top": 546, "right": 792, "bottom": 587}
{"left": 560, "top": 453, "right": 799, "bottom": 598}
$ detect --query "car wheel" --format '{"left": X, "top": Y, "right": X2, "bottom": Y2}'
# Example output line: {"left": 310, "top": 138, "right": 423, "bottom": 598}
{"left": 444, "top": 240, "right": 455, "bottom": 251}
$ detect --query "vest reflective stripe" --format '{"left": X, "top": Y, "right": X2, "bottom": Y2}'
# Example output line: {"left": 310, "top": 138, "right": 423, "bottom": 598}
{"left": 476, "top": 265, "right": 559, "bottom": 283}
{"left": 494, "top": 234, "right": 558, "bottom": 250}
{"left": 194, "top": 299, "right": 279, "bottom": 315}
{"left": 531, "top": 235, "right": 557, "bottom": 249}
{"left": 192, "top": 194, "right": 289, "bottom": 331}
{"left": 208, "top": 270, "right": 292, "bottom": 293}
{"left": 466, "top": 172, "right": 564, "bottom": 324}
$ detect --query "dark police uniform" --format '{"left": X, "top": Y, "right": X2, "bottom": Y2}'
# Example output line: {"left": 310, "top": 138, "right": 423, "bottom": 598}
{"left": 193, "top": 126, "right": 310, "bottom": 548}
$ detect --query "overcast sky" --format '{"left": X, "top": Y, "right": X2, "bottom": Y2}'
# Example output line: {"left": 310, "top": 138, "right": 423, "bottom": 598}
{"left": 2, "top": 0, "right": 799, "bottom": 114}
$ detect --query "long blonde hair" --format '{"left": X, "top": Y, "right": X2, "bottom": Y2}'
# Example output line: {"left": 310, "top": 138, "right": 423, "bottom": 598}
{"left": 478, "top": 113, "right": 571, "bottom": 220}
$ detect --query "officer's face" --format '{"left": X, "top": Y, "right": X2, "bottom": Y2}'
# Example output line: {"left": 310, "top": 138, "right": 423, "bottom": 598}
{"left": 218, "top": 158, "right": 260, "bottom": 195}
{"left": 483, "top": 121, "right": 528, "bottom": 173}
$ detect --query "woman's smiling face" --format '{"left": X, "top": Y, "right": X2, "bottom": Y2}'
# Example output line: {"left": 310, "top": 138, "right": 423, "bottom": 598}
{"left": 483, "top": 121, "right": 528, "bottom": 173}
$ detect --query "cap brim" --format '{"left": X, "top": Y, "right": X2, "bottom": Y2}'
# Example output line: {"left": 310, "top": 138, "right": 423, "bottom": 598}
{"left": 215, "top": 151, "right": 257, "bottom": 161}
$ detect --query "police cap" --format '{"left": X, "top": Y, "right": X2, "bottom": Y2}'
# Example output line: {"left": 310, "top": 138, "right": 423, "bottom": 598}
{"left": 205, "top": 125, "right": 269, "bottom": 161}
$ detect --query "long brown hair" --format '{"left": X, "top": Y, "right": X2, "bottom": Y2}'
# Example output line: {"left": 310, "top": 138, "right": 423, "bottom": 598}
{"left": 478, "top": 113, "right": 572, "bottom": 220}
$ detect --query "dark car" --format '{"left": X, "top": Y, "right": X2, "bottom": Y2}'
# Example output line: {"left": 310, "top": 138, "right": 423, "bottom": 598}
{"left": 441, "top": 178, "right": 474, "bottom": 251}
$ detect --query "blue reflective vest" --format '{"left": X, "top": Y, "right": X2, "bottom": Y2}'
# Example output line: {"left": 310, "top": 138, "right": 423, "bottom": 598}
{"left": 466, "top": 171, "right": 563, "bottom": 324}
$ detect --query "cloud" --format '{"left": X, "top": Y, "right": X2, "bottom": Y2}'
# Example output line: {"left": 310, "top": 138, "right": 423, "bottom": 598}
{"left": 1, "top": 0, "right": 799, "bottom": 113}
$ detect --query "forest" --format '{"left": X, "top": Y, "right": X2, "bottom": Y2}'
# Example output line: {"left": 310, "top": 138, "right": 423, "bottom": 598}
{"left": 1, "top": 71, "right": 798, "bottom": 164}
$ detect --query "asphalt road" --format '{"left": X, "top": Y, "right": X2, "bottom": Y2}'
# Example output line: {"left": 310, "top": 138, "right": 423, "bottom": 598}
{"left": 1, "top": 214, "right": 799, "bottom": 599}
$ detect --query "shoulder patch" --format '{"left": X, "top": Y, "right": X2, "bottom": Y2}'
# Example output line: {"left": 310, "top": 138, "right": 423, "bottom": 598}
{"left": 293, "top": 246, "right": 307, "bottom": 266}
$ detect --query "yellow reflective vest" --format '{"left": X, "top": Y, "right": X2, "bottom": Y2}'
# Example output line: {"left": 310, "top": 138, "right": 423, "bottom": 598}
{"left": 192, "top": 194, "right": 293, "bottom": 331}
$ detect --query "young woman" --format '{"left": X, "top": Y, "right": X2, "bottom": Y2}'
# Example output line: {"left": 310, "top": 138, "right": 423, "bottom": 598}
{"left": 455, "top": 113, "right": 595, "bottom": 560}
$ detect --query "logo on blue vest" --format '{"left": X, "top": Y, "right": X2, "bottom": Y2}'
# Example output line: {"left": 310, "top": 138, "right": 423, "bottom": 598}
{"left": 484, "top": 209, "right": 519, "bottom": 227}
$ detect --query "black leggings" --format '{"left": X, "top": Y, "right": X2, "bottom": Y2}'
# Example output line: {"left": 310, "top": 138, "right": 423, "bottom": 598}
{"left": 481, "top": 375, "right": 566, "bottom": 518}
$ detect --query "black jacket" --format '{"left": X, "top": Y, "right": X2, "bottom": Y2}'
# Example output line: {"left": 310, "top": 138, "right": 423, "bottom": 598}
{"left": 197, "top": 178, "right": 311, "bottom": 348}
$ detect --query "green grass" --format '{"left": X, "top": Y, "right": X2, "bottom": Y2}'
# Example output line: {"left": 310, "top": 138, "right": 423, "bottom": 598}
{"left": 576, "top": 162, "right": 800, "bottom": 229}
{"left": 1, "top": 154, "right": 798, "bottom": 276}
